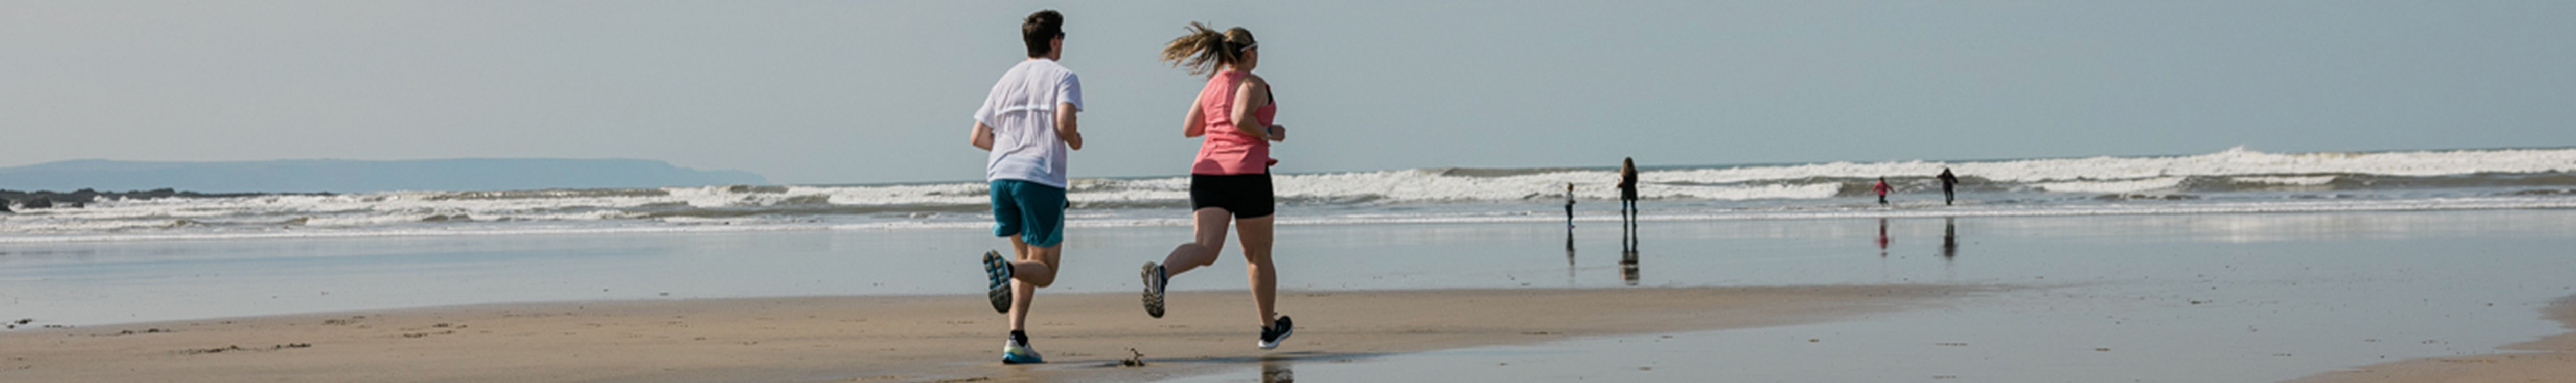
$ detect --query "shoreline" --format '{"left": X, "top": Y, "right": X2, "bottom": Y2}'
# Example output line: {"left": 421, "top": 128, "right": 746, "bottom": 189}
{"left": 0, "top": 285, "right": 1974, "bottom": 382}
{"left": 2291, "top": 294, "right": 2576, "bottom": 383}
{"left": 13, "top": 200, "right": 2575, "bottom": 246}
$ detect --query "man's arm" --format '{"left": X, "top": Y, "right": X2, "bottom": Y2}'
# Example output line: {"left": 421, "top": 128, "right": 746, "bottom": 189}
{"left": 1055, "top": 102, "right": 1082, "bottom": 150}
{"left": 969, "top": 121, "right": 995, "bottom": 151}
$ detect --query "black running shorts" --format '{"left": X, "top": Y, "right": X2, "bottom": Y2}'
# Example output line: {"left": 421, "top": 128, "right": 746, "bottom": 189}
{"left": 1190, "top": 173, "right": 1275, "bottom": 219}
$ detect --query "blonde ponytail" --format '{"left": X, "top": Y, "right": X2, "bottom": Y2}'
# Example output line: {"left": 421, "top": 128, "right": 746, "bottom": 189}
{"left": 1160, "top": 22, "right": 1258, "bottom": 76}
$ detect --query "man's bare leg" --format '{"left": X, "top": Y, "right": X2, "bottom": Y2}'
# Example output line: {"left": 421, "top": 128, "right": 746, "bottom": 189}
{"left": 1006, "top": 237, "right": 1059, "bottom": 331}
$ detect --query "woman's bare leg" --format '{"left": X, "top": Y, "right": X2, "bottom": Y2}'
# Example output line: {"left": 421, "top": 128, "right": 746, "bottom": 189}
{"left": 1160, "top": 208, "right": 1233, "bottom": 276}
{"left": 1236, "top": 215, "right": 1277, "bottom": 325}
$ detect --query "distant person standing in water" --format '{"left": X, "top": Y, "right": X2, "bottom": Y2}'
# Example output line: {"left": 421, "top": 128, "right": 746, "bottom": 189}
{"left": 1564, "top": 183, "right": 1577, "bottom": 229}
{"left": 1937, "top": 168, "right": 1960, "bottom": 206}
{"left": 970, "top": 9, "right": 1082, "bottom": 365}
{"left": 1872, "top": 177, "right": 1892, "bottom": 205}
{"left": 1141, "top": 21, "right": 1295, "bottom": 350}
{"left": 1618, "top": 158, "right": 1639, "bottom": 226}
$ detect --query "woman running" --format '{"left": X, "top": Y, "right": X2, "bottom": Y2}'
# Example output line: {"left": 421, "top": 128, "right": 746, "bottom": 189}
{"left": 1140, "top": 22, "right": 1295, "bottom": 350}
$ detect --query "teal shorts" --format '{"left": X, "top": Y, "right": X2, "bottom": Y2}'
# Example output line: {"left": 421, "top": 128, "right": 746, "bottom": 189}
{"left": 988, "top": 179, "right": 1067, "bottom": 247}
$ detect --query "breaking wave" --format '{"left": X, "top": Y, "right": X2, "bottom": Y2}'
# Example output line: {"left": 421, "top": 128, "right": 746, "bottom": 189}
{"left": 5, "top": 147, "right": 2572, "bottom": 241}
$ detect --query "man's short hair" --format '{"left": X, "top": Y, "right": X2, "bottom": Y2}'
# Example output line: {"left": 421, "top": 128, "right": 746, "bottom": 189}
{"left": 1023, "top": 10, "right": 1063, "bottom": 58}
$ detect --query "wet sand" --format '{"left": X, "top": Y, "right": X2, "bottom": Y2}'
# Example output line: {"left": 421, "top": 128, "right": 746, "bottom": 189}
{"left": 2293, "top": 295, "right": 2576, "bottom": 383}
{"left": 10, "top": 210, "right": 2576, "bottom": 381}
{"left": 0, "top": 285, "right": 1967, "bottom": 382}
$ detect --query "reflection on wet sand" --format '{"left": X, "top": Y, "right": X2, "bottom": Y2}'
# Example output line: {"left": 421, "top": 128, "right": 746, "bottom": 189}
{"left": 1566, "top": 232, "right": 1578, "bottom": 280}
{"left": 1620, "top": 249, "right": 1640, "bottom": 286}
{"left": 1621, "top": 217, "right": 1641, "bottom": 286}
{"left": 1566, "top": 231, "right": 1576, "bottom": 262}
{"left": 1942, "top": 217, "right": 1959, "bottom": 260}
{"left": 1064, "top": 351, "right": 1382, "bottom": 383}
{"left": 1876, "top": 218, "right": 1891, "bottom": 257}
{"left": 1262, "top": 357, "right": 1293, "bottom": 382}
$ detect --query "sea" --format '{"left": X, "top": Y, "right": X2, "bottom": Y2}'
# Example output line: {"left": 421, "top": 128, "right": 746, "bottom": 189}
{"left": 7, "top": 147, "right": 2576, "bottom": 381}
{"left": 4, "top": 147, "right": 2572, "bottom": 243}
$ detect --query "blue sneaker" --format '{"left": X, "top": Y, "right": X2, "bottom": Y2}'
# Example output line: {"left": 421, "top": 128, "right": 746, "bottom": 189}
{"left": 1002, "top": 331, "right": 1044, "bottom": 364}
{"left": 1141, "top": 262, "right": 1168, "bottom": 318}
{"left": 983, "top": 250, "right": 1013, "bottom": 314}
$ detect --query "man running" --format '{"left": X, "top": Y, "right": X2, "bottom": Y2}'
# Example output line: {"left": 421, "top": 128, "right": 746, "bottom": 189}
{"left": 970, "top": 9, "right": 1082, "bottom": 364}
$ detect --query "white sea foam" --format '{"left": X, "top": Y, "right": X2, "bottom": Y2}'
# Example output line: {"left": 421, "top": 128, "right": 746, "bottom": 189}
{"left": 1264, "top": 169, "right": 1832, "bottom": 203}
{"left": 1646, "top": 147, "right": 2576, "bottom": 185}
{"left": 10, "top": 195, "right": 2572, "bottom": 244}
{"left": 2033, "top": 177, "right": 2187, "bottom": 194}
{"left": 2232, "top": 176, "right": 2339, "bottom": 185}
{"left": 5, "top": 147, "right": 2572, "bottom": 240}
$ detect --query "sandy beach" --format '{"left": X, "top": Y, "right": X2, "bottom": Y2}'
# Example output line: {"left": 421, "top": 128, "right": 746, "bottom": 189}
{"left": 9, "top": 210, "right": 2576, "bottom": 381}
{"left": 0, "top": 285, "right": 1966, "bottom": 382}
{"left": 2293, "top": 295, "right": 2576, "bottom": 383}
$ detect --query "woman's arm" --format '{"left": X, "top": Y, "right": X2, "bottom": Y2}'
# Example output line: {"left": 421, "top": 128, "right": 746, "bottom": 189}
{"left": 1182, "top": 99, "right": 1207, "bottom": 138}
{"left": 1230, "top": 75, "right": 1273, "bottom": 141}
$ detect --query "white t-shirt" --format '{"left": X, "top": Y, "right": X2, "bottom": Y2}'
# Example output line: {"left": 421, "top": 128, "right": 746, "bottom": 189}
{"left": 973, "top": 59, "right": 1084, "bottom": 188}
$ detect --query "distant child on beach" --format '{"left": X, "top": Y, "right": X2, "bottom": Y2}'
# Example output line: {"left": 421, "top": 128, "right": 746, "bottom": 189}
{"left": 969, "top": 9, "right": 1082, "bottom": 364}
{"left": 1937, "top": 168, "right": 1959, "bottom": 206}
{"left": 1565, "top": 182, "right": 1576, "bottom": 229}
{"left": 1873, "top": 177, "right": 1891, "bottom": 205}
{"left": 1141, "top": 21, "right": 1296, "bottom": 350}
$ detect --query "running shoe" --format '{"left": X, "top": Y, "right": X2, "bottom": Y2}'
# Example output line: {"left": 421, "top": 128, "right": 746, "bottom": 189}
{"left": 983, "top": 250, "right": 1013, "bottom": 314}
{"left": 1141, "top": 262, "right": 1168, "bottom": 318}
{"left": 1002, "top": 331, "right": 1044, "bottom": 364}
{"left": 1257, "top": 315, "right": 1295, "bottom": 350}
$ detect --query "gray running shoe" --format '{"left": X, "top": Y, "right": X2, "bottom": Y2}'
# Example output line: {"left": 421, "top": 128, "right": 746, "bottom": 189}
{"left": 983, "top": 250, "right": 1012, "bottom": 314}
{"left": 1142, "top": 262, "right": 1167, "bottom": 318}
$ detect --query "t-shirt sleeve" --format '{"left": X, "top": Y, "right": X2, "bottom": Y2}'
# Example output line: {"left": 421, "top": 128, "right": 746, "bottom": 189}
{"left": 1057, "top": 72, "right": 1084, "bottom": 112}
{"left": 972, "top": 91, "right": 997, "bottom": 125}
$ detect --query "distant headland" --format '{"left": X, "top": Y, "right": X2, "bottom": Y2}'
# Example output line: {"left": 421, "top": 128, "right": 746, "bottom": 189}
{"left": 0, "top": 158, "right": 768, "bottom": 195}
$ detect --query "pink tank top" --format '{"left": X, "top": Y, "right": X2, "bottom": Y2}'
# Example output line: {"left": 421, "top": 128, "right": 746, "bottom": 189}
{"left": 1191, "top": 70, "right": 1276, "bottom": 175}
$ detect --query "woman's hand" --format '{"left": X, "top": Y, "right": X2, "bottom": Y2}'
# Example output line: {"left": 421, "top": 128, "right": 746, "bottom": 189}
{"left": 1267, "top": 125, "right": 1286, "bottom": 141}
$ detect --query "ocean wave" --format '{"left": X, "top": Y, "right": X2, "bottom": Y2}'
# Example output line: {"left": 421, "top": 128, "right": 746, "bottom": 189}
{"left": 6, "top": 147, "right": 2573, "bottom": 238}
{"left": 2034, "top": 177, "right": 2188, "bottom": 194}
{"left": 2504, "top": 188, "right": 2575, "bottom": 196}
{"left": 8, "top": 195, "right": 2572, "bottom": 244}
{"left": 1642, "top": 147, "right": 2576, "bottom": 186}
{"left": 2230, "top": 176, "right": 2338, "bottom": 186}
{"left": 423, "top": 188, "right": 672, "bottom": 201}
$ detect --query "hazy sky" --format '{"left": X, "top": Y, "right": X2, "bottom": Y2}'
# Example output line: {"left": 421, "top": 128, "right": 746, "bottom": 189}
{"left": 5, "top": 1, "right": 2571, "bottom": 184}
